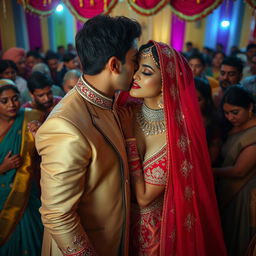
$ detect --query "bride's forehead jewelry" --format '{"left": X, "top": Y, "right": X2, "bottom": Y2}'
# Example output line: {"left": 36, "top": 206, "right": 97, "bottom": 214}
{"left": 140, "top": 45, "right": 159, "bottom": 68}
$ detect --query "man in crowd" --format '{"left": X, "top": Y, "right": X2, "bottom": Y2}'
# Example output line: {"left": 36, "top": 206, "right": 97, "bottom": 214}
{"left": 188, "top": 52, "right": 220, "bottom": 97}
{"left": 35, "top": 15, "right": 141, "bottom": 256}
{"left": 22, "top": 71, "right": 62, "bottom": 120}
{"left": 214, "top": 56, "right": 243, "bottom": 106}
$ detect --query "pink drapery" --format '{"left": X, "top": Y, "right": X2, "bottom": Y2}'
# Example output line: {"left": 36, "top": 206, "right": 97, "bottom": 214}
{"left": 170, "top": 14, "right": 186, "bottom": 51}
{"left": 17, "top": 0, "right": 228, "bottom": 21}
{"left": 62, "top": 0, "right": 118, "bottom": 21}
{"left": 169, "top": 0, "right": 224, "bottom": 21}
{"left": 17, "top": 0, "right": 60, "bottom": 16}
{"left": 126, "top": 0, "right": 169, "bottom": 16}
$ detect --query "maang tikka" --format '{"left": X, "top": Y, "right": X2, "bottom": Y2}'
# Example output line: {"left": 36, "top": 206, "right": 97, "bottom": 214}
{"left": 141, "top": 45, "right": 163, "bottom": 109}
{"left": 140, "top": 45, "right": 159, "bottom": 68}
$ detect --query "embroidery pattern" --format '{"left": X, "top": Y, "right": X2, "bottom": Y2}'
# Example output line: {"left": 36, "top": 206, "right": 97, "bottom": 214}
{"left": 170, "top": 229, "right": 176, "bottom": 241}
{"left": 170, "top": 86, "right": 179, "bottom": 100}
{"left": 130, "top": 160, "right": 142, "bottom": 176}
{"left": 184, "top": 186, "right": 194, "bottom": 201}
{"left": 62, "top": 234, "right": 96, "bottom": 256}
{"left": 161, "top": 46, "right": 172, "bottom": 58}
{"left": 180, "top": 160, "right": 193, "bottom": 178}
{"left": 175, "top": 109, "right": 185, "bottom": 126}
{"left": 184, "top": 213, "right": 195, "bottom": 232}
{"left": 166, "top": 61, "right": 176, "bottom": 79}
{"left": 126, "top": 139, "right": 140, "bottom": 162}
{"left": 131, "top": 198, "right": 163, "bottom": 252}
{"left": 76, "top": 78, "right": 112, "bottom": 109}
{"left": 177, "top": 135, "right": 191, "bottom": 152}
{"left": 143, "top": 146, "right": 167, "bottom": 185}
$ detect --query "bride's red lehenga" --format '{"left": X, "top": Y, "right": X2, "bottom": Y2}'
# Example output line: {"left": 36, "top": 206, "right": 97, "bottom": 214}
{"left": 131, "top": 145, "right": 167, "bottom": 255}
{"left": 117, "top": 41, "right": 227, "bottom": 256}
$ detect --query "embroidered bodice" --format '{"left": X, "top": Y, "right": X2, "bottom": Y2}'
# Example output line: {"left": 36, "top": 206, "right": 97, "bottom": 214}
{"left": 76, "top": 76, "right": 113, "bottom": 110}
{"left": 143, "top": 145, "right": 167, "bottom": 186}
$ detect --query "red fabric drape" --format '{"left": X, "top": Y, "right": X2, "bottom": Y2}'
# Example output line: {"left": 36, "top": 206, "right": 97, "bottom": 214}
{"left": 169, "top": 0, "right": 224, "bottom": 21}
{"left": 127, "top": 0, "right": 169, "bottom": 16}
{"left": 17, "top": 0, "right": 60, "bottom": 16}
{"left": 62, "top": 0, "right": 118, "bottom": 21}
{"left": 154, "top": 41, "right": 227, "bottom": 256}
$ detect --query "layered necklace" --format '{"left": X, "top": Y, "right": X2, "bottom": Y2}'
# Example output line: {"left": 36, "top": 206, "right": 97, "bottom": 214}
{"left": 136, "top": 103, "right": 165, "bottom": 136}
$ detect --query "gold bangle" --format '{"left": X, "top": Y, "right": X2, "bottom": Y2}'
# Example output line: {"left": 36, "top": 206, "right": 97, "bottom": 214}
{"left": 125, "top": 138, "right": 136, "bottom": 142}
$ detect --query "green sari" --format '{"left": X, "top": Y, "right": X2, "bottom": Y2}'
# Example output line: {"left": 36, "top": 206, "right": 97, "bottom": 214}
{"left": 0, "top": 108, "right": 43, "bottom": 255}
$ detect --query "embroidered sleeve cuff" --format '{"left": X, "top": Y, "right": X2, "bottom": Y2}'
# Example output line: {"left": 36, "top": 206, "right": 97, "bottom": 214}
{"left": 63, "top": 247, "right": 97, "bottom": 256}
{"left": 60, "top": 233, "right": 96, "bottom": 256}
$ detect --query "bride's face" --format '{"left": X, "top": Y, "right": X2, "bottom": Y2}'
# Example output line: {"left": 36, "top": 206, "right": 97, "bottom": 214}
{"left": 130, "top": 52, "right": 162, "bottom": 99}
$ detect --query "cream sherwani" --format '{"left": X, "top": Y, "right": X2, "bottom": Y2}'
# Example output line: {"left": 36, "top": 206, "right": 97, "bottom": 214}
{"left": 36, "top": 77, "right": 130, "bottom": 256}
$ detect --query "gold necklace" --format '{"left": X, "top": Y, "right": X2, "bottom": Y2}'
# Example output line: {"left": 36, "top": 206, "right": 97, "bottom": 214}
{"left": 136, "top": 103, "right": 165, "bottom": 136}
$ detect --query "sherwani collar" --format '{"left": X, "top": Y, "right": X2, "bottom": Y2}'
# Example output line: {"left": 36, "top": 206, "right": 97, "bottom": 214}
{"left": 75, "top": 76, "right": 113, "bottom": 110}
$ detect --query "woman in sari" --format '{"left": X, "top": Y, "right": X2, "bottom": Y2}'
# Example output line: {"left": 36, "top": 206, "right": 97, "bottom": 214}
{"left": 0, "top": 79, "right": 43, "bottom": 255}
{"left": 117, "top": 41, "right": 227, "bottom": 256}
{"left": 214, "top": 85, "right": 256, "bottom": 256}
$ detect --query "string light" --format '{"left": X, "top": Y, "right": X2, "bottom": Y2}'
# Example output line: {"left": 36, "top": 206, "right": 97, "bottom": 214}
{"left": 56, "top": 3, "right": 63, "bottom": 12}
{"left": 221, "top": 20, "right": 230, "bottom": 28}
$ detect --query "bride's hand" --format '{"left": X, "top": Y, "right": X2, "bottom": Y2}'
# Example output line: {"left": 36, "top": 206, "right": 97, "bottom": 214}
{"left": 117, "top": 106, "right": 135, "bottom": 139}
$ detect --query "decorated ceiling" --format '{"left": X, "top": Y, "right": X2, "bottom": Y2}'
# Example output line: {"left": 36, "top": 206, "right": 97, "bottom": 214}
{"left": 17, "top": 0, "right": 256, "bottom": 21}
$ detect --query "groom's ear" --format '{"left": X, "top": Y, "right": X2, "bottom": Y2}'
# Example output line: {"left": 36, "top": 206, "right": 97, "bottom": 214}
{"left": 107, "top": 56, "right": 122, "bottom": 74}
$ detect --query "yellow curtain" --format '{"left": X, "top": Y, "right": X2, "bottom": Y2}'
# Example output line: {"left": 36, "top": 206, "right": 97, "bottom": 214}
{"left": 239, "top": 4, "right": 256, "bottom": 48}
{"left": 184, "top": 19, "right": 206, "bottom": 52}
{"left": 0, "top": 0, "right": 16, "bottom": 51}
{"left": 40, "top": 17, "right": 50, "bottom": 53}
{"left": 110, "top": 2, "right": 171, "bottom": 46}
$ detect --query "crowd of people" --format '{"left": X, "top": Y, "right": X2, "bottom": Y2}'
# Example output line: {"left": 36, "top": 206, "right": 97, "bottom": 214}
{"left": 0, "top": 14, "right": 256, "bottom": 256}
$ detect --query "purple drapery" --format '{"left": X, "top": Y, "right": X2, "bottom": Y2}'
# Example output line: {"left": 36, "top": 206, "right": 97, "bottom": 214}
{"left": 76, "top": 20, "right": 84, "bottom": 32}
{"left": 170, "top": 14, "right": 186, "bottom": 52}
{"left": 216, "top": 0, "right": 233, "bottom": 53}
{"left": 25, "top": 13, "right": 42, "bottom": 50}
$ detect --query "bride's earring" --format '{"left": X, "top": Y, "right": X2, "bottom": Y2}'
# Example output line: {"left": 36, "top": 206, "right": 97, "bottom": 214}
{"left": 158, "top": 91, "right": 164, "bottom": 109}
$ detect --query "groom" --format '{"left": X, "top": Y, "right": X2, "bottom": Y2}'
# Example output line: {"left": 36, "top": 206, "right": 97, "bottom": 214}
{"left": 36, "top": 15, "right": 141, "bottom": 256}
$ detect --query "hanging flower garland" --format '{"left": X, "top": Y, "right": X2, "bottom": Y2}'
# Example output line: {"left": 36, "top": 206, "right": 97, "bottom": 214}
{"left": 17, "top": 0, "right": 60, "bottom": 16}
{"left": 126, "top": 0, "right": 169, "bottom": 16}
{"left": 62, "top": 0, "right": 118, "bottom": 21}
{"left": 169, "top": 0, "right": 224, "bottom": 21}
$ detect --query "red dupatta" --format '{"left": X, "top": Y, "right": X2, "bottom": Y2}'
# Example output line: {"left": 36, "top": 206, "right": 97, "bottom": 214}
{"left": 152, "top": 41, "right": 227, "bottom": 255}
